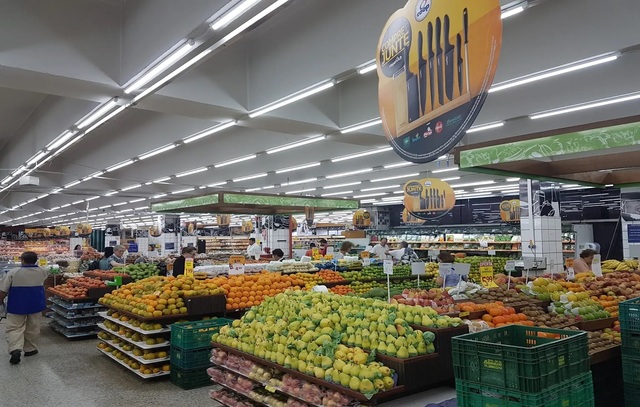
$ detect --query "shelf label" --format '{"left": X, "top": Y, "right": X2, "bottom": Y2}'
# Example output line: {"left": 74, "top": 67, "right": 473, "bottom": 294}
{"left": 265, "top": 386, "right": 277, "bottom": 393}
{"left": 229, "top": 255, "right": 245, "bottom": 275}
{"left": 487, "top": 250, "right": 497, "bottom": 256}
{"left": 459, "top": 311, "right": 470, "bottom": 318}
{"left": 592, "top": 254, "right": 603, "bottom": 277}
{"left": 411, "top": 262, "right": 426, "bottom": 275}
{"left": 184, "top": 259, "right": 194, "bottom": 277}
{"left": 362, "top": 258, "right": 371, "bottom": 266}
{"left": 567, "top": 267, "right": 575, "bottom": 281}
{"left": 383, "top": 259, "right": 394, "bottom": 275}
{"left": 480, "top": 261, "right": 498, "bottom": 288}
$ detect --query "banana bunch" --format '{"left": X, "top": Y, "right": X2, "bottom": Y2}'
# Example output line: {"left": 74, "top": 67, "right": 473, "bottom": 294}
{"left": 623, "top": 259, "right": 639, "bottom": 270}
{"left": 601, "top": 259, "right": 639, "bottom": 273}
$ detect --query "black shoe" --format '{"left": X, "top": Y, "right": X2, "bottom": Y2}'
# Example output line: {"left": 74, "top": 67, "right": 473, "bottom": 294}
{"left": 9, "top": 350, "right": 21, "bottom": 365}
{"left": 24, "top": 350, "right": 38, "bottom": 357}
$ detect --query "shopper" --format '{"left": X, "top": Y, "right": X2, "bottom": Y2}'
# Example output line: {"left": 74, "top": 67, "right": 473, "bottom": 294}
{"left": 0, "top": 251, "right": 49, "bottom": 365}
{"left": 107, "top": 245, "right": 126, "bottom": 269}
{"left": 172, "top": 246, "right": 197, "bottom": 276}
{"left": 304, "top": 243, "right": 318, "bottom": 257}
{"left": 73, "top": 244, "right": 83, "bottom": 258}
{"left": 318, "top": 239, "right": 329, "bottom": 256}
{"left": 246, "top": 238, "right": 262, "bottom": 260}
{"left": 398, "top": 241, "right": 420, "bottom": 264}
{"left": 435, "top": 252, "right": 466, "bottom": 287}
{"left": 272, "top": 249, "right": 285, "bottom": 261}
{"left": 573, "top": 249, "right": 597, "bottom": 273}
{"left": 372, "top": 238, "right": 390, "bottom": 259}
{"left": 333, "top": 241, "right": 354, "bottom": 260}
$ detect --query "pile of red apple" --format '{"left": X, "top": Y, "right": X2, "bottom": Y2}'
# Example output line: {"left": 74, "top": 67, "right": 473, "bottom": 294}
{"left": 390, "top": 289, "right": 458, "bottom": 314}
{"left": 68, "top": 277, "right": 107, "bottom": 288}
{"left": 49, "top": 283, "right": 88, "bottom": 299}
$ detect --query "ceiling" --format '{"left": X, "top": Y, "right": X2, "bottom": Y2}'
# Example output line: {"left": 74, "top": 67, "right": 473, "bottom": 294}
{"left": 0, "top": 0, "right": 639, "bottom": 228}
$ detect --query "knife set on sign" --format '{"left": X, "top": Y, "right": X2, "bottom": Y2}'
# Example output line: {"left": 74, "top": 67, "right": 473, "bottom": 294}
{"left": 411, "top": 188, "right": 447, "bottom": 212}
{"left": 395, "top": 9, "right": 472, "bottom": 135}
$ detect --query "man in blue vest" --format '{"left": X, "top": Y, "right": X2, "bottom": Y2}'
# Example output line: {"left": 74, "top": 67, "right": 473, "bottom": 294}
{"left": 0, "top": 251, "right": 49, "bottom": 365}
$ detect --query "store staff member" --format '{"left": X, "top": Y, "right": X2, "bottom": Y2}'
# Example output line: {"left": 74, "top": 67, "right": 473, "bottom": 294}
{"left": 172, "top": 246, "right": 197, "bottom": 276}
{"left": 0, "top": 251, "right": 49, "bottom": 365}
{"left": 107, "top": 245, "right": 126, "bottom": 269}
{"left": 272, "top": 249, "right": 285, "bottom": 261}
{"left": 333, "top": 241, "right": 354, "bottom": 261}
{"left": 372, "top": 238, "right": 390, "bottom": 259}
{"left": 573, "top": 249, "right": 597, "bottom": 273}
{"left": 247, "top": 238, "right": 261, "bottom": 260}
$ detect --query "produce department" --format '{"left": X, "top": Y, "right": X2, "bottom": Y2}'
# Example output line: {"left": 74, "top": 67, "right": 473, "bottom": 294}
{"left": 1, "top": 0, "right": 639, "bottom": 406}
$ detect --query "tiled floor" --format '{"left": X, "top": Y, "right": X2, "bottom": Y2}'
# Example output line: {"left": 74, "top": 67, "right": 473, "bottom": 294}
{"left": 0, "top": 319, "right": 456, "bottom": 407}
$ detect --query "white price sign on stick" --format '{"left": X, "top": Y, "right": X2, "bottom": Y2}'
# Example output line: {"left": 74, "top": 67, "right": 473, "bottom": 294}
{"left": 411, "top": 262, "right": 426, "bottom": 275}
{"left": 383, "top": 259, "right": 394, "bottom": 275}
{"left": 229, "top": 255, "right": 246, "bottom": 275}
{"left": 592, "top": 254, "right": 603, "bottom": 277}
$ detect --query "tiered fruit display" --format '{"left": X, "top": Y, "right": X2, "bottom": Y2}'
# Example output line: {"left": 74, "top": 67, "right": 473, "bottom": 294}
{"left": 84, "top": 270, "right": 131, "bottom": 280}
{"left": 49, "top": 282, "right": 89, "bottom": 299}
{"left": 340, "top": 267, "right": 385, "bottom": 280}
{"left": 294, "top": 273, "right": 324, "bottom": 288}
{"left": 100, "top": 319, "right": 169, "bottom": 342}
{"left": 329, "top": 285, "right": 354, "bottom": 295}
{"left": 210, "top": 272, "right": 306, "bottom": 311}
{"left": 349, "top": 281, "right": 385, "bottom": 295}
{"left": 99, "top": 275, "right": 223, "bottom": 317}
{"left": 591, "top": 294, "right": 620, "bottom": 318}
{"left": 424, "top": 262, "right": 438, "bottom": 280}
{"left": 520, "top": 304, "right": 579, "bottom": 328}
{"left": 113, "top": 263, "right": 160, "bottom": 281}
{"left": 212, "top": 291, "right": 456, "bottom": 396}
{"left": 550, "top": 294, "right": 611, "bottom": 320}
{"left": 68, "top": 276, "right": 107, "bottom": 288}
{"left": 100, "top": 331, "right": 169, "bottom": 360}
{"left": 477, "top": 304, "right": 534, "bottom": 327}
{"left": 390, "top": 289, "right": 458, "bottom": 314}
{"left": 275, "top": 262, "right": 318, "bottom": 274}
{"left": 96, "top": 342, "right": 170, "bottom": 374}
{"left": 581, "top": 272, "right": 640, "bottom": 299}
{"left": 469, "top": 286, "right": 538, "bottom": 308}
{"left": 317, "top": 269, "right": 347, "bottom": 283}
{"left": 104, "top": 311, "right": 166, "bottom": 331}
{"left": 454, "top": 256, "right": 510, "bottom": 281}
{"left": 210, "top": 389, "right": 258, "bottom": 407}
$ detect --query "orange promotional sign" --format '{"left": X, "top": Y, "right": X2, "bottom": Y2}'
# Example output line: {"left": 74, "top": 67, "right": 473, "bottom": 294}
{"left": 377, "top": 0, "right": 502, "bottom": 163}
{"left": 500, "top": 200, "right": 521, "bottom": 222}
{"left": 404, "top": 178, "right": 455, "bottom": 220}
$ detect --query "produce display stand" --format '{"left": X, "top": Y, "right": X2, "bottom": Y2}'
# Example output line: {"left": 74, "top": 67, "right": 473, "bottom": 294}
{"left": 211, "top": 342, "right": 406, "bottom": 405}
{"left": 409, "top": 324, "right": 470, "bottom": 384}
{"left": 83, "top": 270, "right": 133, "bottom": 284}
{"left": 47, "top": 294, "right": 104, "bottom": 339}
{"left": 577, "top": 317, "right": 617, "bottom": 331}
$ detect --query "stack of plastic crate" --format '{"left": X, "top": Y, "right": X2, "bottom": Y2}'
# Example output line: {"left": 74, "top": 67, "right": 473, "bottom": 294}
{"left": 452, "top": 325, "right": 593, "bottom": 407}
{"left": 620, "top": 298, "right": 640, "bottom": 406}
{"left": 169, "top": 318, "right": 232, "bottom": 389}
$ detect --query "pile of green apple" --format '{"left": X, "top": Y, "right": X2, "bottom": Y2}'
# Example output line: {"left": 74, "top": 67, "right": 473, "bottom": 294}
{"left": 213, "top": 291, "right": 459, "bottom": 396}
{"left": 550, "top": 296, "right": 611, "bottom": 321}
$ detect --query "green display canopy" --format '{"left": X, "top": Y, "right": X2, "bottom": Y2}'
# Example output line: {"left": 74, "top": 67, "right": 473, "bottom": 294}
{"left": 455, "top": 116, "right": 640, "bottom": 187}
{"left": 150, "top": 191, "right": 360, "bottom": 214}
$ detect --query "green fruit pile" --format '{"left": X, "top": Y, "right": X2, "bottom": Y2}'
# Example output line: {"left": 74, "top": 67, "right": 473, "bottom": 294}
{"left": 453, "top": 256, "right": 510, "bottom": 282}
{"left": 213, "top": 291, "right": 455, "bottom": 396}
{"left": 114, "top": 263, "right": 161, "bottom": 281}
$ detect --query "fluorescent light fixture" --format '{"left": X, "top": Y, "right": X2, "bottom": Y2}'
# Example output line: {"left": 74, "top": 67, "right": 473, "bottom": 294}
{"left": 207, "top": 181, "right": 227, "bottom": 187}
{"left": 275, "top": 162, "right": 321, "bottom": 174}
{"left": 214, "top": 154, "right": 257, "bottom": 168}
{"left": 561, "top": 184, "right": 580, "bottom": 188}
{"left": 332, "top": 147, "right": 393, "bottom": 163}
{"left": 382, "top": 195, "right": 405, "bottom": 201}
{"left": 64, "top": 180, "right": 81, "bottom": 189}
{"left": 262, "top": 185, "right": 274, "bottom": 190}
{"left": 353, "top": 192, "right": 387, "bottom": 199}
{"left": 138, "top": 144, "right": 177, "bottom": 160}
{"left": 491, "top": 53, "right": 618, "bottom": 93}
{"left": 104, "top": 191, "right": 119, "bottom": 196}
{"left": 134, "top": 49, "right": 212, "bottom": 102}
{"left": 245, "top": 187, "right": 262, "bottom": 192}
{"left": 450, "top": 180, "right": 495, "bottom": 188}
{"left": 322, "top": 191, "right": 353, "bottom": 197}
{"left": 37, "top": 194, "right": 50, "bottom": 199}
{"left": 89, "top": 171, "right": 105, "bottom": 179}
{"left": 266, "top": 136, "right": 326, "bottom": 154}
{"left": 432, "top": 167, "right": 458, "bottom": 173}
{"left": 153, "top": 193, "right": 167, "bottom": 199}
{"left": 475, "top": 183, "right": 519, "bottom": 192}
{"left": 112, "top": 202, "right": 127, "bottom": 207}
{"left": 506, "top": 177, "right": 521, "bottom": 182}
{"left": 341, "top": 118, "right": 383, "bottom": 134}
{"left": 176, "top": 167, "right": 208, "bottom": 178}
{"left": 384, "top": 162, "right": 413, "bottom": 169}
{"left": 85, "top": 196, "right": 100, "bottom": 201}
{"left": 211, "top": 0, "right": 262, "bottom": 30}
{"left": 51, "top": 188, "right": 62, "bottom": 194}
{"left": 52, "top": 132, "right": 84, "bottom": 156}
{"left": 134, "top": 206, "right": 147, "bottom": 211}
{"left": 438, "top": 155, "right": 449, "bottom": 160}
{"left": 441, "top": 176, "right": 461, "bottom": 182}
{"left": 249, "top": 80, "right": 334, "bottom": 118}
{"left": 285, "top": 188, "right": 316, "bottom": 195}
{"left": 46, "top": 131, "right": 77, "bottom": 151}
{"left": 183, "top": 120, "right": 237, "bottom": 143}
{"left": 283, "top": 178, "right": 317, "bottom": 186}
{"left": 457, "top": 192, "right": 494, "bottom": 199}
{"left": 357, "top": 60, "right": 377, "bottom": 74}
{"left": 119, "top": 208, "right": 134, "bottom": 213}
{"left": 125, "top": 42, "right": 195, "bottom": 94}
{"left": 453, "top": 190, "right": 466, "bottom": 194}
{"left": 26, "top": 151, "right": 48, "bottom": 166}
{"left": 530, "top": 91, "right": 640, "bottom": 120}
{"left": 371, "top": 173, "right": 420, "bottom": 183}
{"left": 605, "top": 184, "right": 614, "bottom": 187}
{"left": 233, "top": 173, "right": 268, "bottom": 182}
{"left": 76, "top": 99, "right": 118, "bottom": 129}
{"left": 153, "top": 176, "right": 171, "bottom": 183}
{"left": 466, "top": 122, "right": 504, "bottom": 133}
{"left": 26, "top": 198, "right": 37, "bottom": 204}
{"left": 323, "top": 181, "right": 361, "bottom": 189}
{"left": 361, "top": 185, "right": 398, "bottom": 192}
{"left": 106, "top": 159, "right": 134, "bottom": 173}
{"left": 72, "top": 200, "right": 84, "bottom": 205}
{"left": 326, "top": 168, "right": 373, "bottom": 180}
{"left": 501, "top": 189, "right": 520, "bottom": 194}
{"left": 121, "top": 184, "right": 141, "bottom": 191}
{"left": 373, "top": 199, "right": 403, "bottom": 205}
{"left": 60, "top": 203, "right": 71, "bottom": 208}
{"left": 1, "top": 176, "right": 13, "bottom": 185}
{"left": 501, "top": 4, "right": 525, "bottom": 19}
{"left": 129, "top": 198, "right": 146, "bottom": 203}
{"left": 171, "top": 188, "right": 195, "bottom": 195}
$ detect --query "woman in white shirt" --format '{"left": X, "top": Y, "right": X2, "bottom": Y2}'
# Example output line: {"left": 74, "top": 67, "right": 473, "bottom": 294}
{"left": 332, "top": 241, "right": 354, "bottom": 261}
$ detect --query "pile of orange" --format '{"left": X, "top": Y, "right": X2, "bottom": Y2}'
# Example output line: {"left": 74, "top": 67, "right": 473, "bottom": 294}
{"left": 480, "top": 304, "right": 533, "bottom": 327}
{"left": 458, "top": 302, "right": 489, "bottom": 312}
{"left": 210, "top": 271, "right": 306, "bottom": 310}
{"left": 592, "top": 294, "right": 620, "bottom": 317}
{"left": 329, "top": 285, "right": 354, "bottom": 295}
{"left": 318, "top": 269, "right": 347, "bottom": 283}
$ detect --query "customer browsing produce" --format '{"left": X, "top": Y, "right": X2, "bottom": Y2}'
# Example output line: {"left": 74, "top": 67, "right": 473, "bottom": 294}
{"left": 574, "top": 249, "right": 597, "bottom": 273}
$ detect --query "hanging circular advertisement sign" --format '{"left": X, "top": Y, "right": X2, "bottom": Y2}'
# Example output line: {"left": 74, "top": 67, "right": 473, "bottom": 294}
{"left": 404, "top": 178, "right": 455, "bottom": 220}
{"left": 377, "top": 0, "right": 502, "bottom": 163}
{"left": 402, "top": 208, "right": 426, "bottom": 225}
{"left": 500, "top": 199, "right": 521, "bottom": 222}
{"left": 353, "top": 209, "right": 371, "bottom": 229}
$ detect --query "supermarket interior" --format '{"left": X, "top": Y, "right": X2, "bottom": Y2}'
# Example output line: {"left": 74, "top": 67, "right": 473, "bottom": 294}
{"left": 1, "top": 0, "right": 640, "bottom": 406}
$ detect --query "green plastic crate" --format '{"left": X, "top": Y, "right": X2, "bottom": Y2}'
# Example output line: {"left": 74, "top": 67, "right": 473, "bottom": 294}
{"left": 623, "top": 358, "right": 640, "bottom": 386}
{"left": 452, "top": 325, "right": 589, "bottom": 392}
{"left": 456, "top": 372, "right": 594, "bottom": 407}
{"left": 620, "top": 298, "right": 640, "bottom": 333}
{"left": 624, "top": 381, "right": 640, "bottom": 407}
{"left": 170, "top": 364, "right": 213, "bottom": 390}
{"left": 170, "top": 346, "right": 212, "bottom": 369}
{"left": 170, "top": 318, "right": 232, "bottom": 350}
{"left": 623, "top": 331, "right": 640, "bottom": 358}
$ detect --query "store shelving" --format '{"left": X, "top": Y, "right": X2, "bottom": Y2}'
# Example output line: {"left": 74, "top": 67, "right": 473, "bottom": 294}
{"left": 291, "top": 235, "right": 345, "bottom": 250}
{"left": 201, "top": 236, "right": 251, "bottom": 255}
{"left": 97, "top": 337, "right": 170, "bottom": 364}
{"left": 96, "top": 322, "right": 170, "bottom": 349}
{"left": 96, "top": 347, "right": 170, "bottom": 379}
{"left": 47, "top": 295, "right": 104, "bottom": 339}
{"left": 98, "top": 311, "right": 171, "bottom": 334}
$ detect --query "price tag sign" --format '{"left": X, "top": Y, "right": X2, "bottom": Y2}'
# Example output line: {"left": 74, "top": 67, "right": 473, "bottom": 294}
{"left": 438, "top": 263, "right": 454, "bottom": 277}
{"left": 488, "top": 250, "right": 497, "bottom": 256}
{"left": 184, "top": 258, "right": 194, "bottom": 277}
{"left": 505, "top": 260, "right": 516, "bottom": 272}
{"left": 479, "top": 261, "right": 498, "bottom": 288}
{"left": 459, "top": 311, "right": 470, "bottom": 318}
{"left": 362, "top": 258, "right": 371, "bottom": 266}
{"left": 229, "top": 255, "right": 246, "bottom": 275}
{"left": 265, "top": 386, "right": 277, "bottom": 393}
{"left": 360, "top": 251, "right": 370, "bottom": 258}
{"left": 13, "top": 255, "right": 19, "bottom": 263}
{"left": 38, "top": 258, "right": 47, "bottom": 267}
{"left": 383, "top": 259, "right": 394, "bottom": 275}
{"left": 567, "top": 267, "right": 575, "bottom": 281}
{"left": 592, "top": 254, "right": 603, "bottom": 277}
{"left": 411, "top": 262, "right": 426, "bottom": 276}
{"left": 565, "top": 258, "right": 574, "bottom": 269}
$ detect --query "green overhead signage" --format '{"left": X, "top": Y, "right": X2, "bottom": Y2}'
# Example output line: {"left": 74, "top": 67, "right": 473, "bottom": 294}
{"left": 221, "top": 193, "right": 359, "bottom": 209}
{"left": 151, "top": 194, "right": 219, "bottom": 212}
{"left": 460, "top": 122, "right": 640, "bottom": 168}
